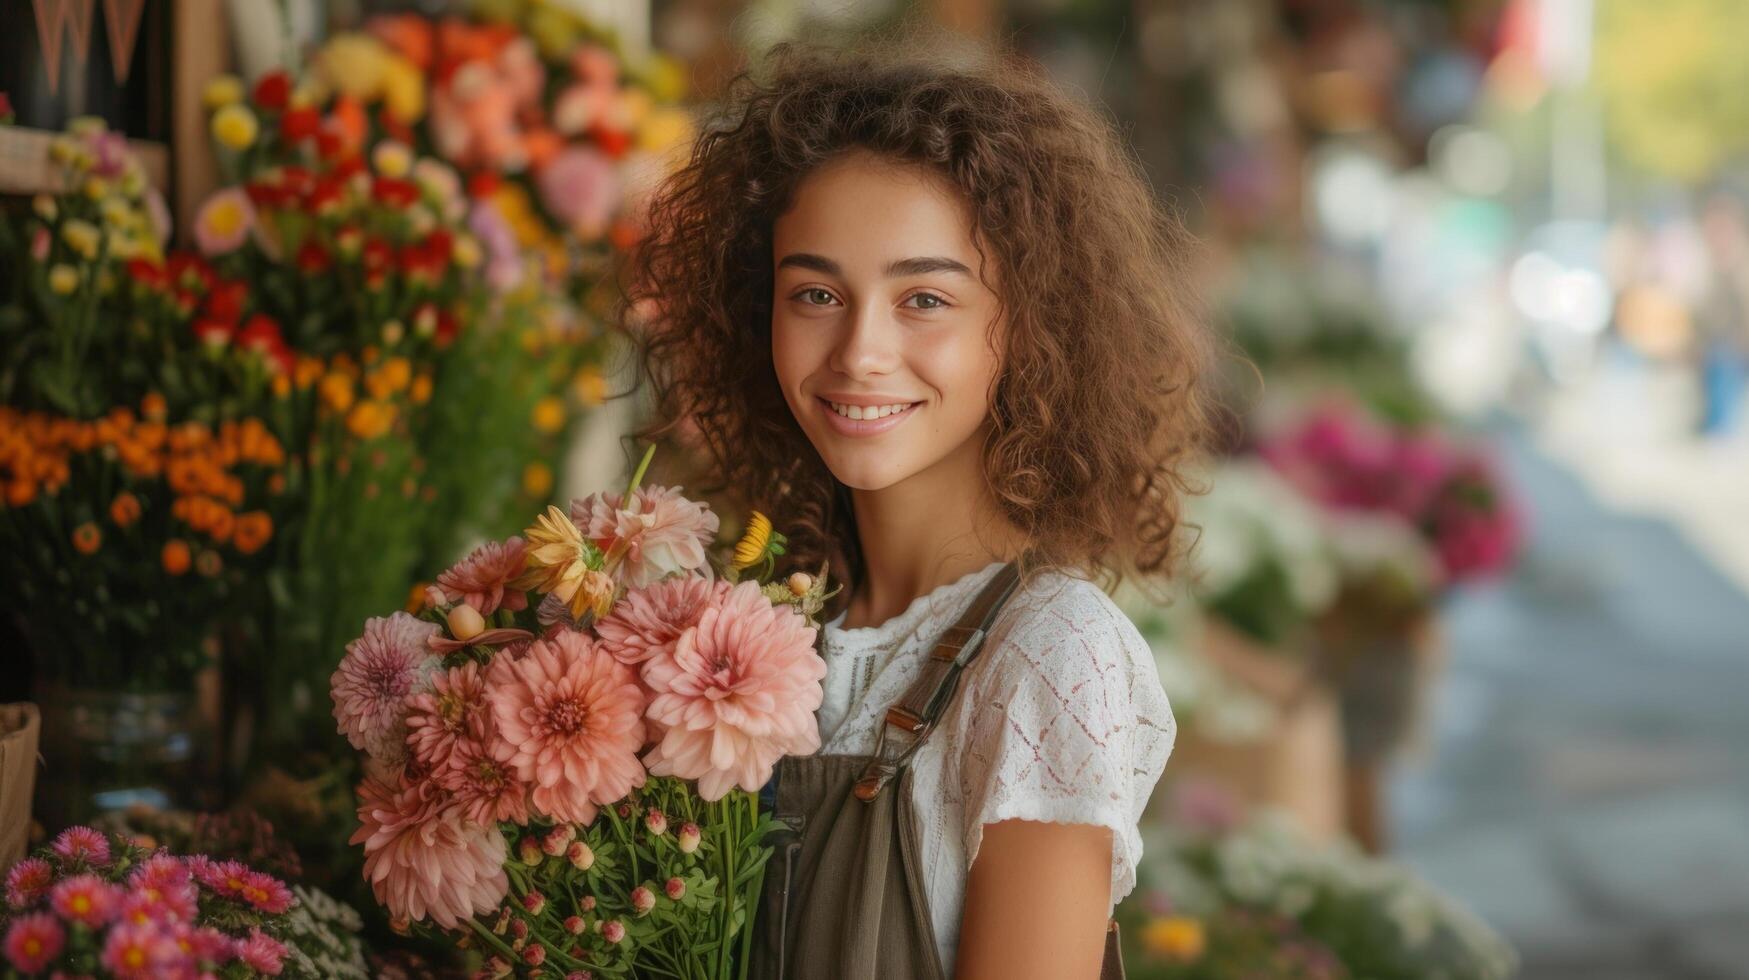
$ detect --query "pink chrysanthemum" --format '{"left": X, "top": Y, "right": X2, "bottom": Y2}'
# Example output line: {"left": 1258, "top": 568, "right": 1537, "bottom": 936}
{"left": 570, "top": 485, "right": 719, "bottom": 587}
{"left": 596, "top": 576, "right": 732, "bottom": 665}
{"left": 117, "top": 881, "right": 197, "bottom": 926}
{"left": 331, "top": 612, "right": 442, "bottom": 759}
{"left": 405, "top": 661, "right": 492, "bottom": 772}
{"left": 4, "top": 912, "right": 64, "bottom": 972}
{"left": 434, "top": 738, "right": 531, "bottom": 825}
{"left": 436, "top": 537, "right": 530, "bottom": 615}
{"left": 50, "top": 826, "right": 111, "bottom": 866}
{"left": 486, "top": 630, "right": 647, "bottom": 824}
{"left": 101, "top": 920, "right": 185, "bottom": 978}
{"left": 5, "top": 857, "right": 52, "bottom": 908}
{"left": 237, "top": 871, "right": 295, "bottom": 914}
{"left": 128, "top": 854, "right": 191, "bottom": 893}
{"left": 642, "top": 580, "right": 827, "bottom": 800}
{"left": 350, "top": 778, "right": 509, "bottom": 929}
{"left": 184, "top": 923, "right": 235, "bottom": 965}
{"left": 49, "top": 873, "right": 120, "bottom": 927}
{"left": 234, "top": 927, "right": 288, "bottom": 975}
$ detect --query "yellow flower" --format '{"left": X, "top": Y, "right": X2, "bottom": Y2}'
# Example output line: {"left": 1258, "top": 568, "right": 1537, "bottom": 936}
{"left": 61, "top": 219, "right": 102, "bottom": 259}
{"left": 371, "top": 140, "right": 413, "bottom": 179}
{"left": 315, "top": 34, "right": 389, "bottom": 104}
{"left": 638, "top": 107, "right": 697, "bottom": 155}
{"left": 522, "top": 461, "right": 553, "bottom": 499}
{"left": 531, "top": 396, "right": 566, "bottom": 434}
{"left": 319, "top": 373, "right": 356, "bottom": 413}
{"left": 211, "top": 104, "right": 259, "bottom": 150}
{"left": 48, "top": 264, "right": 80, "bottom": 295}
{"left": 453, "top": 234, "right": 482, "bottom": 269}
{"left": 202, "top": 75, "right": 244, "bottom": 109}
{"left": 32, "top": 194, "right": 57, "bottom": 221}
{"left": 68, "top": 115, "right": 107, "bottom": 137}
{"left": 380, "top": 55, "right": 426, "bottom": 124}
{"left": 572, "top": 366, "right": 606, "bottom": 406}
{"left": 82, "top": 177, "right": 109, "bottom": 201}
{"left": 730, "top": 511, "right": 772, "bottom": 570}
{"left": 345, "top": 400, "right": 396, "bottom": 440}
{"left": 1141, "top": 917, "right": 1205, "bottom": 962}
{"left": 100, "top": 196, "right": 135, "bottom": 228}
{"left": 410, "top": 374, "right": 433, "bottom": 404}
{"left": 512, "top": 505, "right": 609, "bottom": 618}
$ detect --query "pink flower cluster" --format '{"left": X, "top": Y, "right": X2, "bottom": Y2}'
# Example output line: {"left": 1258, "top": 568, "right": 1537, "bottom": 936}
{"left": 2, "top": 827, "right": 293, "bottom": 978}
{"left": 332, "top": 485, "right": 827, "bottom": 932}
{"left": 1258, "top": 401, "right": 1523, "bottom": 584}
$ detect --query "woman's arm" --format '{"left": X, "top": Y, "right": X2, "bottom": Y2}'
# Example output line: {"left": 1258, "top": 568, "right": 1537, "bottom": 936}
{"left": 953, "top": 818, "right": 1113, "bottom": 980}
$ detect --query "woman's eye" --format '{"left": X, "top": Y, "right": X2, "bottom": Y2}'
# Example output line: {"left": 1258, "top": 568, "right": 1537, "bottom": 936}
{"left": 907, "top": 292, "right": 948, "bottom": 310}
{"left": 797, "top": 288, "right": 837, "bottom": 306}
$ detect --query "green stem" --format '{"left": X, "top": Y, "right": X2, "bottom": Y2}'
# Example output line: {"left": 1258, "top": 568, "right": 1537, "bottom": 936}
{"left": 624, "top": 441, "right": 656, "bottom": 503}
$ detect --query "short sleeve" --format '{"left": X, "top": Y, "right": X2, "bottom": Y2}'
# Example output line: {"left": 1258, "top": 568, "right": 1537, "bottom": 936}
{"left": 950, "top": 575, "right": 1177, "bottom": 907}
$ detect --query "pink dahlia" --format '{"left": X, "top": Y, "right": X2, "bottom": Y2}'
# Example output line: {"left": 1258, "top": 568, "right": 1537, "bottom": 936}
{"left": 50, "top": 826, "right": 110, "bottom": 866}
{"left": 405, "top": 661, "right": 492, "bottom": 772}
{"left": 351, "top": 778, "right": 509, "bottom": 929}
{"left": 570, "top": 485, "right": 719, "bottom": 587}
{"left": 331, "top": 612, "right": 442, "bottom": 759}
{"left": 5, "top": 856, "right": 52, "bottom": 908}
{"left": 234, "top": 927, "right": 288, "bottom": 975}
{"left": 434, "top": 738, "right": 530, "bottom": 825}
{"left": 596, "top": 576, "right": 732, "bottom": 665}
{"left": 486, "top": 630, "right": 647, "bottom": 824}
{"left": 4, "top": 912, "right": 63, "bottom": 972}
{"left": 49, "top": 873, "right": 120, "bottom": 927}
{"left": 642, "top": 580, "right": 827, "bottom": 800}
{"left": 436, "top": 537, "right": 529, "bottom": 615}
{"left": 101, "top": 920, "right": 184, "bottom": 978}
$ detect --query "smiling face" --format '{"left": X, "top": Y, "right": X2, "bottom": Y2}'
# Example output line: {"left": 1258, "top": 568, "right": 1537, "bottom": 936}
{"left": 770, "top": 150, "right": 1007, "bottom": 493}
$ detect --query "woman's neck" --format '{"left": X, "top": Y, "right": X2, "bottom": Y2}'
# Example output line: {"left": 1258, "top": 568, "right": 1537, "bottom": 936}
{"left": 839, "top": 433, "right": 1026, "bottom": 630}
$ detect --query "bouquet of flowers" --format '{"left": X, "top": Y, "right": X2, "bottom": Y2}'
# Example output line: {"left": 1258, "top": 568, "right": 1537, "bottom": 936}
{"left": 330, "top": 446, "right": 831, "bottom": 977}
{"left": 1, "top": 825, "right": 311, "bottom": 978}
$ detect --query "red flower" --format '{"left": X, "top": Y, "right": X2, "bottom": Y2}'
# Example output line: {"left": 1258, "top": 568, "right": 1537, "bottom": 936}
{"left": 239, "top": 314, "right": 283, "bottom": 354}
{"left": 332, "top": 156, "right": 367, "bottom": 182}
{"left": 125, "top": 258, "right": 166, "bottom": 290}
{"left": 245, "top": 180, "right": 288, "bottom": 209}
{"left": 281, "top": 107, "right": 320, "bottom": 142}
{"left": 316, "top": 128, "right": 346, "bottom": 161}
{"left": 206, "top": 280, "right": 247, "bottom": 322}
{"left": 280, "top": 164, "right": 314, "bottom": 197}
{"left": 194, "top": 318, "right": 233, "bottom": 348}
{"left": 466, "top": 171, "right": 501, "bottom": 199}
{"left": 167, "top": 254, "right": 215, "bottom": 292}
{"left": 398, "top": 242, "right": 434, "bottom": 280}
{"left": 296, "top": 242, "right": 331, "bottom": 273}
{"left": 362, "top": 237, "right": 393, "bottom": 272}
{"left": 253, "top": 70, "right": 291, "bottom": 111}
{"left": 436, "top": 309, "right": 459, "bottom": 346}
{"left": 307, "top": 177, "right": 345, "bottom": 214}
{"left": 371, "top": 176, "right": 419, "bottom": 208}
{"left": 424, "top": 229, "right": 454, "bottom": 265}
{"left": 588, "top": 123, "right": 632, "bottom": 159}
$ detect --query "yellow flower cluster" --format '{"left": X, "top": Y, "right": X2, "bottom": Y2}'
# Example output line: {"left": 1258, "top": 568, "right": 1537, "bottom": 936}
{"left": 1140, "top": 916, "right": 1206, "bottom": 962}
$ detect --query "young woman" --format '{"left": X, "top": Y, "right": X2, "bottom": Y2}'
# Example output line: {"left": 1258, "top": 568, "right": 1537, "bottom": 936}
{"left": 623, "top": 29, "right": 1217, "bottom": 980}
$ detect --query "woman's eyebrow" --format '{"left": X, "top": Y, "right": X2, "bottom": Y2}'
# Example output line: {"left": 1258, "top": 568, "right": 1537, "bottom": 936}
{"left": 776, "top": 253, "right": 972, "bottom": 279}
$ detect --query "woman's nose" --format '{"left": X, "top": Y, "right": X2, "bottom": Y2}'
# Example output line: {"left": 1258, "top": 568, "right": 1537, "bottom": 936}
{"left": 828, "top": 302, "right": 901, "bottom": 379}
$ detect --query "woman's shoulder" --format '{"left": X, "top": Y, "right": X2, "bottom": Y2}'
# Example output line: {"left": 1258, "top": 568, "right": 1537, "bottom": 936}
{"left": 971, "top": 566, "right": 1162, "bottom": 702}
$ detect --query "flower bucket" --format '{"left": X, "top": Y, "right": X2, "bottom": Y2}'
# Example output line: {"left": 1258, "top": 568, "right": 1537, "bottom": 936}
{"left": 0, "top": 702, "right": 41, "bottom": 866}
{"left": 1316, "top": 611, "right": 1445, "bottom": 766}
{"left": 34, "top": 683, "right": 211, "bottom": 829}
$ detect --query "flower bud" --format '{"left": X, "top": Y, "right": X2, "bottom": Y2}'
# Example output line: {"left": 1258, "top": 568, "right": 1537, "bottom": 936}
{"left": 486, "top": 956, "right": 512, "bottom": 978}
{"left": 523, "top": 944, "right": 546, "bottom": 967}
{"left": 644, "top": 808, "right": 668, "bottom": 836}
{"left": 616, "top": 803, "right": 635, "bottom": 820}
{"left": 511, "top": 917, "right": 530, "bottom": 940}
{"left": 631, "top": 886, "right": 655, "bottom": 916}
{"left": 424, "top": 584, "right": 447, "bottom": 610}
{"left": 390, "top": 915, "right": 411, "bottom": 936}
{"left": 567, "top": 840, "right": 595, "bottom": 871}
{"left": 600, "top": 920, "right": 625, "bottom": 944}
{"left": 677, "top": 823, "right": 701, "bottom": 854}
{"left": 564, "top": 915, "right": 586, "bottom": 935}
{"left": 788, "top": 572, "right": 813, "bottom": 596}
{"left": 521, "top": 891, "right": 546, "bottom": 916}
{"left": 447, "top": 603, "right": 486, "bottom": 641}
{"left": 665, "top": 877, "right": 686, "bottom": 901}
{"left": 543, "top": 824, "right": 575, "bottom": 856}
{"left": 579, "top": 895, "right": 596, "bottom": 912}
{"left": 519, "top": 837, "right": 544, "bottom": 865}
{"left": 565, "top": 973, "right": 591, "bottom": 980}
{"left": 493, "top": 906, "right": 512, "bottom": 934}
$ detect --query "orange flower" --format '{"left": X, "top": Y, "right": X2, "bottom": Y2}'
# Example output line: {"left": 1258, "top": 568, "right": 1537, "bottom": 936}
{"left": 109, "top": 491, "right": 141, "bottom": 527}
{"left": 404, "top": 582, "right": 430, "bottom": 614}
{"left": 346, "top": 401, "right": 396, "bottom": 440}
{"left": 410, "top": 374, "right": 432, "bottom": 404}
{"left": 72, "top": 522, "right": 102, "bottom": 554}
{"left": 319, "top": 374, "right": 355, "bottom": 414}
{"left": 233, "top": 511, "right": 273, "bottom": 554}
{"left": 162, "top": 539, "right": 192, "bottom": 575}
{"left": 207, "top": 507, "right": 236, "bottom": 544}
{"left": 141, "top": 392, "right": 167, "bottom": 420}
{"left": 6, "top": 480, "right": 36, "bottom": 507}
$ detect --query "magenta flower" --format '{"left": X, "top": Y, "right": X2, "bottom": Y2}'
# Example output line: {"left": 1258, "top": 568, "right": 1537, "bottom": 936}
{"left": 237, "top": 871, "right": 294, "bottom": 914}
{"left": 50, "top": 826, "right": 110, "bottom": 866}
{"left": 641, "top": 580, "right": 827, "bottom": 800}
{"left": 233, "top": 927, "right": 288, "bottom": 975}
{"left": 351, "top": 778, "right": 509, "bottom": 929}
{"left": 596, "top": 576, "right": 732, "bottom": 665}
{"left": 570, "top": 485, "right": 719, "bottom": 587}
{"left": 101, "top": 920, "right": 184, "bottom": 978}
{"left": 331, "top": 612, "right": 442, "bottom": 759}
{"left": 485, "top": 629, "right": 647, "bottom": 824}
{"left": 436, "top": 537, "right": 529, "bottom": 615}
{"left": 5, "top": 857, "right": 52, "bottom": 908}
{"left": 49, "top": 873, "right": 120, "bottom": 927}
{"left": 3, "top": 912, "right": 64, "bottom": 972}
{"left": 405, "top": 660, "right": 492, "bottom": 772}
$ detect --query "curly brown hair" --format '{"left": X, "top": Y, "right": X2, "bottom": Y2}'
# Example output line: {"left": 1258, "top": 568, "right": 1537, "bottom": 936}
{"left": 618, "top": 27, "right": 1219, "bottom": 609}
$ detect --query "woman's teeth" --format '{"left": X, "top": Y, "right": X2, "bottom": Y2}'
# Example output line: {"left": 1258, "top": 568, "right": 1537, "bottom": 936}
{"left": 829, "top": 401, "right": 913, "bottom": 420}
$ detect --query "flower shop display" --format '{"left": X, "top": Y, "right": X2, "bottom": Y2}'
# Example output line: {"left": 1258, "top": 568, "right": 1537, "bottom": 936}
{"left": 330, "top": 445, "right": 832, "bottom": 976}
{"left": 0, "top": 825, "right": 336, "bottom": 978}
{"left": 1117, "top": 782, "right": 1518, "bottom": 980}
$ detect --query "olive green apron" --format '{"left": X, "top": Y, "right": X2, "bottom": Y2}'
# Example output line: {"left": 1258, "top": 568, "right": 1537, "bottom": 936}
{"left": 749, "top": 561, "right": 1126, "bottom": 980}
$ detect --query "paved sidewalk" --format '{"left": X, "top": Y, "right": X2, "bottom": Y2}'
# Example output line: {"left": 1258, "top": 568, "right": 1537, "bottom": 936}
{"left": 1388, "top": 422, "right": 1749, "bottom": 980}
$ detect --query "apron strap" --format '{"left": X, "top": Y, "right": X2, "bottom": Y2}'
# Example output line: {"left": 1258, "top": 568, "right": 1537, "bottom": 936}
{"left": 853, "top": 559, "right": 1025, "bottom": 803}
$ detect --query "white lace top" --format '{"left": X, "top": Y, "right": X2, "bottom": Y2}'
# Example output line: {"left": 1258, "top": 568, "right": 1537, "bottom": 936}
{"left": 815, "top": 559, "right": 1177, "bottom": 973}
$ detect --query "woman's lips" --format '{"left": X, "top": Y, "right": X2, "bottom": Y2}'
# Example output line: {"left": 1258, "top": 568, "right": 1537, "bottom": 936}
{"left": 816, "top": 397, "right": 920, "bottom": 436}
